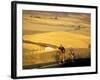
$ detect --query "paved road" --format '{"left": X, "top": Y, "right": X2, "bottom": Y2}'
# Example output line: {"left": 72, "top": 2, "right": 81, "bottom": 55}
{"left": 23, "top": 40, "right": 58, "bottom": 48}
{"left": 23, "top": 58, "right": 90, "bottom": 69}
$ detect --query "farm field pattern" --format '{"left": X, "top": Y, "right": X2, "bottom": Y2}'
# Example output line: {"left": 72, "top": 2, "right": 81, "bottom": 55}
{"left": 22, "top": 10, "right": 91, "bottom": 69}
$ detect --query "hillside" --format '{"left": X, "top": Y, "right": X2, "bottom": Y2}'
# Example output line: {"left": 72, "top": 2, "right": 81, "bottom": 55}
{"left": 23, "top": 31, "right": 90, "bottom": 48}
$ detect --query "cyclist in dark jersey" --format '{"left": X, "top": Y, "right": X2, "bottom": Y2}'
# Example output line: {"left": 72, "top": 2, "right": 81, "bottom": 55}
{"left": 58, "top": 44, "right": 65, "bottom": 64}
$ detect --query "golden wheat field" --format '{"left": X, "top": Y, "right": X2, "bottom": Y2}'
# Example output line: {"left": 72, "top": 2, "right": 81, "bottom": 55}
{"left": 22, "top": 10, "right": 91, "bottom": 69}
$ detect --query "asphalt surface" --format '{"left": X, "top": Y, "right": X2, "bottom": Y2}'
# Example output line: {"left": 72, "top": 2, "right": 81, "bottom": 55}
{"left": 23, "top": 58, "right": 90, "bottom": 69}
